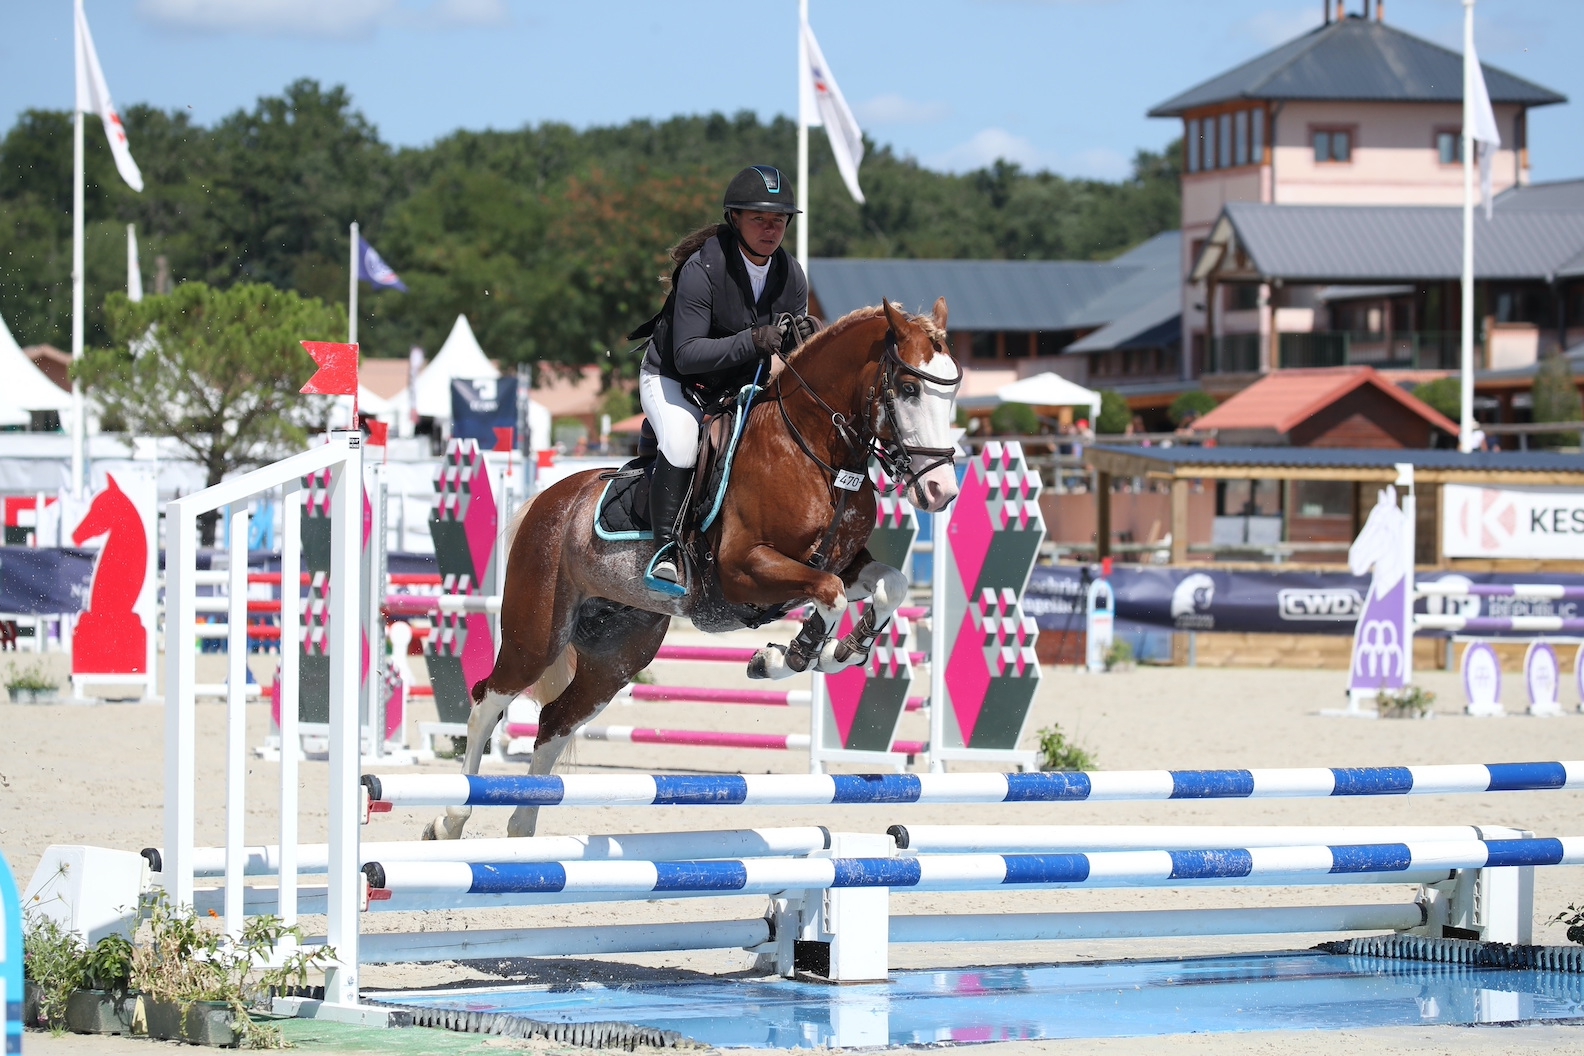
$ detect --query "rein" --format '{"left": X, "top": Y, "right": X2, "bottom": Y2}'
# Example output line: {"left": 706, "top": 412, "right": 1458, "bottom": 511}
{"left": 769, "top": 323, "right": 962, "bottom": 565}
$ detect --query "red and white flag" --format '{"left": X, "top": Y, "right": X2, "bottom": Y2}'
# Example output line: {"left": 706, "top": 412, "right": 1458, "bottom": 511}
{"left": 800, "top": 21, "right": 865, "bottom": 204}
{"left": 75, "top": 1, "right": 143, "bottom": 192}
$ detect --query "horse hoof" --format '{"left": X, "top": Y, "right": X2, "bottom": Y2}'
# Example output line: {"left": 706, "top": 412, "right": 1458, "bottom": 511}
{"left": 421, "top": 820, "right": 438, "bottom": 841}
{"left": 746, "top": 644, "right": 784, "bottom": 680}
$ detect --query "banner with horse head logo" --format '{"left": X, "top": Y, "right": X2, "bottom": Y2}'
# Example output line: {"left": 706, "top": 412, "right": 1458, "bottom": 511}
{"left": 1348, "top": 487, "right": 1412, "bottom": 697}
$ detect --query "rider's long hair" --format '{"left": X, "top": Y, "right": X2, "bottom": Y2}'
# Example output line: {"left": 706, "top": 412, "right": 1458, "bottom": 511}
{"left": 660, "top": 223, "right": 732, "bottom": 292}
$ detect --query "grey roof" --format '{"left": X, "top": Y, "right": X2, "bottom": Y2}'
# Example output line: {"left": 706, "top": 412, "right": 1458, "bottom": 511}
{"left": 1493, "top": 179, "right": 1584, "bottom": 213}
{"left": 1209, "top": 202, "right": 1584, "bottom": 282}
{"left": 809, "top": 231, "right": 1181, "bottom": 336}
{"left": 1067, "top": 286, "right": 1181, "bottom": 353}
{"left": 1150, "top": 17, "right": 1564, "bottom": 116}
{"left": 1088, "top": 444, "right": 1584, "bottom": 474}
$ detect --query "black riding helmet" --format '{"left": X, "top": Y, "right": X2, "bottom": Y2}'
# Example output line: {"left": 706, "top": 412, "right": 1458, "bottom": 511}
{"left": 723, "top": 165, "right": 801, "bottom": 215}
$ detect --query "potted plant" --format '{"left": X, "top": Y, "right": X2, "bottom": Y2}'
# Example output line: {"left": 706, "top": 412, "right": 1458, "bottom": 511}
{"left": 1376, "top": 685, "right": 1435, "bottom": 719}
{"left": 22, "top": 914, "right": 85, "bottom": 1034}
{"left": 7, "top": 659, "right": 60, "bottom": 704}
{"left": 66, "top": 934, "right": 140, "bottom": 1035}
{"left": 133, "top": 893, "right": 335, "bottom": 1048}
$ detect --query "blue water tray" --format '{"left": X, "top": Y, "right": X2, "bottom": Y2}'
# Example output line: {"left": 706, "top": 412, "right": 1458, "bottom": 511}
{"left": 376, "top": 951, "right": 1584, "bottom": 1048}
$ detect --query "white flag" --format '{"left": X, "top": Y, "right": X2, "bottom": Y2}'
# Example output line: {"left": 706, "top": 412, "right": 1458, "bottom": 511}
{"left": 1465, "top": 35, "right": 1500, "bottom": 220}
{"left": 800, "top": 21, "right": 865, "bottom": 204}
{"left": 75, "top": 3, "right": 143, "bottom": 192}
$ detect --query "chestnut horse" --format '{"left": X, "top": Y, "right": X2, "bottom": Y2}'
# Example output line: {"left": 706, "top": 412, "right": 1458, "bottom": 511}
{"left": 424, "top": 298, "right": 962, "bottom": 841}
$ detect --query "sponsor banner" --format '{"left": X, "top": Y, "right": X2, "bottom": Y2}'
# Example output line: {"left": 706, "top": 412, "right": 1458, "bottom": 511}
{"left": 451, "top": 377, "right": 518, "bottom": 446}
{"left": 0, "top": 547, "right": 95, "bottom": 614}
{"left": 1443, "top": 484, "right": 1584, "bottom": 559}
{"left": 1026, "top": 566, "right": 1584, "bottom": 638}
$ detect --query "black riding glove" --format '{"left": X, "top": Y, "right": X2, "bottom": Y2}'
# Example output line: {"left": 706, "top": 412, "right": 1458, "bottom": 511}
{"left": 750, "top": 325, "right": 784, "bottom": 357}
{"left": 788, "top": 315, "right": 820, "bottom": 344}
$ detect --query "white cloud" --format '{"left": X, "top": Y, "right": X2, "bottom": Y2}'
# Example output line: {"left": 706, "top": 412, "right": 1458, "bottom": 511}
{"left": 926, "top": 128, "right": 1129, "bottom": 179}
{"left": 1236, "top": 7, "right": 1322, "bottom": 47}
{"left": 136, "top": 0, "right": 509, "bottom": 38}
{"left": 928, "top": 128, "right": 1049, "bottom": 172}
{"left": 853, "top": 93, "right": 951, "bottom": 126}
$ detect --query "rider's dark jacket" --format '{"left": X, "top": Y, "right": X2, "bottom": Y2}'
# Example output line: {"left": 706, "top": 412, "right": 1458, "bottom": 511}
{"left": 639, "top": 226, "right": 808, "bottom": 399}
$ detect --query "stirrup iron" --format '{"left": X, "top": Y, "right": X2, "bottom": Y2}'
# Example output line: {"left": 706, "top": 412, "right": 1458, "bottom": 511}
{"left": 644, "top": 541, "right": 687, "bottom": 597}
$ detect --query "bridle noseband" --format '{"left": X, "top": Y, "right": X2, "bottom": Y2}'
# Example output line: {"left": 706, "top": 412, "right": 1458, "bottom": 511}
{"left": 772, "top": 321, "right": 963, "bottom": 504}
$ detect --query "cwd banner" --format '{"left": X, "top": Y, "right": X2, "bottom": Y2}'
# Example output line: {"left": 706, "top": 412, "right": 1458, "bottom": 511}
{"left": 1442, "top": 484, "right": 1584, "bottom": 560}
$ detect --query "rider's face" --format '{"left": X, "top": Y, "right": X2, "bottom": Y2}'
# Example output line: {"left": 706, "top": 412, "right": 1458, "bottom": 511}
{"left": 734, "top": 210, "right": 789, "bottom": 262}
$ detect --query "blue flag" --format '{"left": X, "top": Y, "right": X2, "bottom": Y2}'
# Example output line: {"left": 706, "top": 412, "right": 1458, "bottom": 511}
{"left": 358, "top": 236, "right": 408, "bottom": 292}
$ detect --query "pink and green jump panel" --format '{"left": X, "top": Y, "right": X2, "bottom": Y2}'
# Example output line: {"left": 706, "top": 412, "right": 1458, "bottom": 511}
{"left": 420, "top": 439, "right": 500, "bottom": 725}
{"left": 938, "top": 442, "right": 1044, "bottom": 755}
{"left": 361, "top": 760, "right": 1584, "bottom": 811}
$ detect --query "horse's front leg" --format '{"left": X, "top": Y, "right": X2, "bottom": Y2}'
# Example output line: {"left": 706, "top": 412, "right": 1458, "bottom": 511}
{"left": 828, "top": 550, "right": 908, "bottom": 669}
{"left": 737, "top": 547, "right": 851, "bottom": 680}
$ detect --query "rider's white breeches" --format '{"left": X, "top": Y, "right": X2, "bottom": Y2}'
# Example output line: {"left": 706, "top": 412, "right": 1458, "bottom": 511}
{"left": 640, "top": 369, "right": 703, "bottom": 468}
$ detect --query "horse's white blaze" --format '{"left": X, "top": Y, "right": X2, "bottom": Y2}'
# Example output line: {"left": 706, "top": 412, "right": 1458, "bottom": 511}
{"left": 894, "top": 348, "right": 960, "bottom": 513}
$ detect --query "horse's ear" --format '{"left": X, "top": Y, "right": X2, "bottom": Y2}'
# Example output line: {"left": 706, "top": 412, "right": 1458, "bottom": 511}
{"left": 881, "top": 298, "right": 909, "bottom": 336}
{"left": 932, "top": 297, "right": 948, "bottom": 332}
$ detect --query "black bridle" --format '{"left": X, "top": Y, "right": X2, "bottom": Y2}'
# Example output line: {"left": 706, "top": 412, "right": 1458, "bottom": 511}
{"left": 772, "top": 322, "right": 962, "bottom": 506}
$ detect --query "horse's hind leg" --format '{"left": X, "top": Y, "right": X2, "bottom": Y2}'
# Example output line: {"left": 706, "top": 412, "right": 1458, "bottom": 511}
{"left": 422, "top": 645, "right": 578, "bottom": 841}
{"left": 505, "top": 608, "right": 670, "bottom": 837}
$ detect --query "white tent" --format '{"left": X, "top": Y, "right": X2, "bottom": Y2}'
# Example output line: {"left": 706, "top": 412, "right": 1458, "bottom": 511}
{"left": 995, "top": 372, "right": 1102, "bottom": 424}
{"left": 0, "top": 312, "right": 73, "bottom": 418}
{"left": 413, "top": 315, "right": 499, "bottom": 421}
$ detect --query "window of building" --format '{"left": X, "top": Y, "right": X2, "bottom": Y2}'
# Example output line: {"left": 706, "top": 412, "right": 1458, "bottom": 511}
{"left": 1186, "top": 118, "right": 1200, "bottom": 172}
{"left": 970, "top": 332, "right": 997, "bottom": 360}
{"left": 1203, "top": 117, "right": 1216, "bottom": 172}
{"left": 1036, "top": 331, "right": 1075, "bottom": 357}
{"left": 1293, "top": 480, "right": 1351, "bottom": 518}
{"left": 1219, "top": 113, "right": 1232, "bottom": 169}
{"left": 1003, "top": 332, "right": 1032, "bottom": 359}
{"left": 1225, "top": 282, "right": 1260, "bottom": 312}
{"left": 1313, "top": 129, "right": 1352, "bottom": 164}
{"left": 1216, "top": 480, "right": 1282, "bottom": 517}
{"left": 1251, "top": 108, "right": 1264, "bottom": 163}
{"left": 1235, "top": 110, "right": 1249, "bottom": 167}
{"left": 1436, "top": 130, "right": 1461, "bottom": 165}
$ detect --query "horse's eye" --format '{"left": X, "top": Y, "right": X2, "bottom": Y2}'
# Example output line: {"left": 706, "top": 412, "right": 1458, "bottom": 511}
{"left": 901, "top": 382, "right": 920, "bottom": 398}
{"left": 932, "top": 342, "right": 942, "bottom": 354}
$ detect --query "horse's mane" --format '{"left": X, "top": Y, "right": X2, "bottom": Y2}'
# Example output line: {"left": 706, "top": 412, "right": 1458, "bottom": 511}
{"left": 790, "top": 304, "right": 947, "bottom": 363}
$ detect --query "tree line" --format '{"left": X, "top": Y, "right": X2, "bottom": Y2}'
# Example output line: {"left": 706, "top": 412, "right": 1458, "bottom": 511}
{"left": 0, "top": 79, "right": 1180, "bottom": 379}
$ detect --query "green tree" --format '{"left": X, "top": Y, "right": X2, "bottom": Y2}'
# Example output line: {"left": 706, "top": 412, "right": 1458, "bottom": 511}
{"left": 1532, "top": 354, "right": 1584, "bottom": 448}
{"left": 1168, "top": 390, "right": 1218, "bottom": 426}
{"left": 1410, "top": 376, "right": 1460, "bottom": 422}
{"left": 990, "top": 402, "right": 1039, "bottom": 435}
{"left": 77, "top": 282, "right": 345, "bottom": 542}
{"left": 1096, "top": 389, "right": 1131, "bottom": 434}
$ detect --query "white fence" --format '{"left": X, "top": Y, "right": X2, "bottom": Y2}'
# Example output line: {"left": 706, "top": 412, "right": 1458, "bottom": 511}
{"left": 163, "top": 430, "right": 364, "bottom": 1011}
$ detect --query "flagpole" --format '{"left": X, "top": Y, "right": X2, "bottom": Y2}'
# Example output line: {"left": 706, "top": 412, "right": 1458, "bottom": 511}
{"left": 1458, "top": 0, "right": 1475, "bottom": 453}
{"left": 796, "top": 0, "right": 809, "bottom": 270}
{"left": 70, "top": 0, "right": 86, "bottom": 497}
{"left": 348, "top": 221, "right": 359, "bottom": 346}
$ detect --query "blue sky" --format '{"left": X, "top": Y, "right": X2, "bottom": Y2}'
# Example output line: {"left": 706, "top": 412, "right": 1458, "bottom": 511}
{"left": 2, "top": 0, "right": 1580, "bottom": 183}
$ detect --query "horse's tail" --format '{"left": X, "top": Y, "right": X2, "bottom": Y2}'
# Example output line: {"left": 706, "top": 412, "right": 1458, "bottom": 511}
{"left": 486, "top": 488, "right": 579, "bottom": 706}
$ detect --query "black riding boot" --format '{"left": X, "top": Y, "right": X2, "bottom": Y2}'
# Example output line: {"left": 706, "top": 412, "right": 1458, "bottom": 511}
{"left": 645, "top": 454, "right": 690, "bottom": 594}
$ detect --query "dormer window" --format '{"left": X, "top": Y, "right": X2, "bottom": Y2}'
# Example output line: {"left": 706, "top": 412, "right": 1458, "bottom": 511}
{"left": 1313, "top": 128, "right": 1353, "bottom": 164}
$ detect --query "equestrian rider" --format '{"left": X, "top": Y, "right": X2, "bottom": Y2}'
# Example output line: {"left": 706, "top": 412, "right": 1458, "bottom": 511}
{"left": 634, "top": 165, "right": 819, "bottom": 595}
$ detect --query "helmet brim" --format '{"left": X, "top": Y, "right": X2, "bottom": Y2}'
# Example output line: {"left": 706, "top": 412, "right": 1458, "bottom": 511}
{"left": 726, "top": 203, "right": 802, "bottom": 215}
